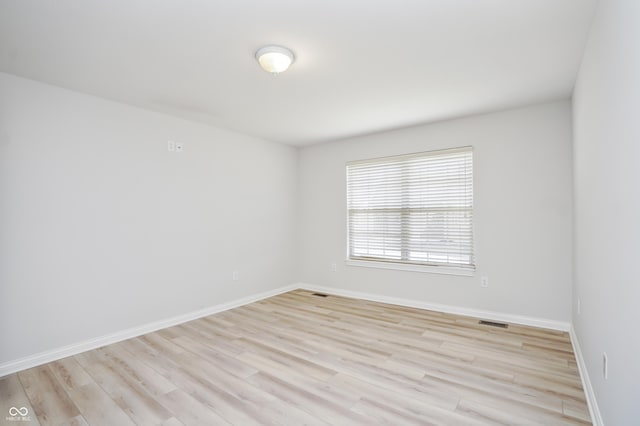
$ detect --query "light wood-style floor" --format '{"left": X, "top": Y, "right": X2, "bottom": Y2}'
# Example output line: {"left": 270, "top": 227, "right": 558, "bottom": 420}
{"left": 1, "top": 290, "right": 591, "bottom": 425}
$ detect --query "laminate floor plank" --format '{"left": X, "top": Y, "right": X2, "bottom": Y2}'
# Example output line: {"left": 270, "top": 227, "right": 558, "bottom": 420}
{"left": 245, "top": 371, "right": 366, "bottom": 425}
{"left": 456, "top": 398, "right": 545, "bottom": 426}
{"left": 174, "top": 322, "right": 246, "bottom": 356}
{"left": 100, "top": 344, "right": 178, "bottom": 396}
{"left": 161, "top": 417, "right": 184, "bottom": 426}
{"left": 170, "top": 335, "right": 258, "bottom": 379}
{"left": 156, "top": 389, "right": 232, "bottom": 425}
{"left": 47, "top": 357, "right": 93, "bottom": 393}
{"left": 350, "top": 397, "right": 433, "bottom": 426}
{"left": 329, "top": 372, "right": 480, "bottom": 425}
{"left": 114, "top": 338, "right": 183, "bottom": 379}
{"left": 313, "top": 351, "right": 461, "bottom": 411}
{"left": 58, "top": 414, "right": 90, "bottom": 426}
{"left": 75, "top": 350, "right": 173, "bottom": 425}
{"left": 0, "top": 373, "right": 41, "bottom": 426}
{"left": 18, "top": 365, "right": 80, "bottom": 425}
{"left": 2, "top": 289, "right": 591, "bottom": 425}
{"left": 154, "top": 363, "right": 263, "bottom": 426}
{"left": 66, "top": 382, "right": 136, "bottom": 426}
{"left": 241, "top": 356, "right": 361, "bottom": 410}
{"left": 563, "top": 398, "right": 592, "bottom": 423}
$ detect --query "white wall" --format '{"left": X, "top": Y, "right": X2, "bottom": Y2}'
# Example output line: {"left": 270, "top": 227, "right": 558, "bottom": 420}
{"left": 572, "top": 0, "right": 640, "bottom": 423}
{"left": 0, "top": 72, "right": 297, "bottom": 366}
{"left": 297, "top": 101, "right": 573, "bottom": 323}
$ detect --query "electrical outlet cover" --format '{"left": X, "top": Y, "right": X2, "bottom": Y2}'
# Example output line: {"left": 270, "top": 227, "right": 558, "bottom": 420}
{"left": 480, "top": 276, "right": 489, "bottom": 287}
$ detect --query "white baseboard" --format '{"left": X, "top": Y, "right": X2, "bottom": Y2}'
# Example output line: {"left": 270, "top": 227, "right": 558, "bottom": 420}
{"left": 296, "top": 283, "right": 571, "bottom": 332}
{"left": 0, "top": 284, "right": 298, "bottom": 378}
{"left": 570, "top": 326, "right": 603, "bottom": 426}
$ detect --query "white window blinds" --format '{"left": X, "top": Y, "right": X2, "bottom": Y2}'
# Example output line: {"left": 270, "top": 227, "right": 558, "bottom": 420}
{"left": 347, "top": 146, "right": 474, "bottom": 270}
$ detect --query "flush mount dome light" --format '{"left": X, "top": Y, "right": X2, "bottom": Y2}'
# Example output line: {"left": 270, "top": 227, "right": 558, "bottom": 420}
{"left": 255, "top": 45, "right": 295, "bottom": 74}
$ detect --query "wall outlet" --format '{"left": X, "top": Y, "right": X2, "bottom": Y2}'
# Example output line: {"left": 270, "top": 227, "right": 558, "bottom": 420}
{"left": 175, "top": 142, "right": 183, "bottom": 152}
{"left": 480, "top": 276, "right": 489, "bottom": 288}
{"left": 232, "top": 271, "right": 239, "bottom": 281}
{"left": 331, "top": 262, "right": 337, "bottom": 272}
{"left": 167, "top": 140, "right": 176, "bottom": 152}
{"left": 577, "top": 298, "right": 581, "bottom": 315}
{"left": 603, "top": 353, "right": 608, "bottom": 379}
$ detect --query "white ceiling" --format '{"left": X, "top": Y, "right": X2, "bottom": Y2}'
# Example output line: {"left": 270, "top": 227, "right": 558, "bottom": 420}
{"left": 0, "top": 0, "right": 597, "bottom": 146}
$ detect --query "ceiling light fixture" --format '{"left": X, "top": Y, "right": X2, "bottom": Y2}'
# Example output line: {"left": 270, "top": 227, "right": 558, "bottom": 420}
{"left": 255, "top": 45, "right": 295, "bottom": 74}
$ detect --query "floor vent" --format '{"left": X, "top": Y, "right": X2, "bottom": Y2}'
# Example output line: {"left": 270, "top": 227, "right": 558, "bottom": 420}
{"left": 479, "top": 320, "right": 508, "bottom": 328}
{"left": 311, "top": 293, "right": 329, "bottom": 297}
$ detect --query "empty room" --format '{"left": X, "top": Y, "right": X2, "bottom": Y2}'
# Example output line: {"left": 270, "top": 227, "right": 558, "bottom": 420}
{"left": 1, "top": 0, "right": 638, "bottom": 425}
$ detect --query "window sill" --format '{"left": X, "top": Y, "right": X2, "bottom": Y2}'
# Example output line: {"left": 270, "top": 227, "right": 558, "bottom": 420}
{"left": 345, "top": 259, "right": 475, "bottom": 276}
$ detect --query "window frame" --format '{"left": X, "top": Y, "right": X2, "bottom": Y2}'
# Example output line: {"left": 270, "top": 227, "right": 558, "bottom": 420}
{"left": 346, "top": 146, "right": 475, "bottom": 275}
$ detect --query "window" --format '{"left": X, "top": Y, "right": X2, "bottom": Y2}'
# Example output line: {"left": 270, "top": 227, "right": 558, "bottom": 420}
{"left": 346, "top": 146, "right": 474, "bottom": 272}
